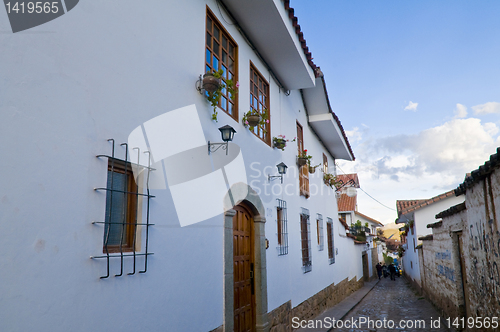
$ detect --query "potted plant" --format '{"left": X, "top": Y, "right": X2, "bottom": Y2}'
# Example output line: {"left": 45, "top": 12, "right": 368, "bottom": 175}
{"left": 242, "top": 109, "right": 269, "bottom": 130}
{"left": 272, "top": 135, "right": 296, "bottom": 151}
{"left": 205, "top": 69, "right": 239, "bottom": 121}
{"left": 308, "top": 163, "right": 321, "bottom": 174}
{"left": 297, "top": 150, "right": 312, "bottom": 166}
{"left": 323, "top": 173, "right": 341, "bottom": 189}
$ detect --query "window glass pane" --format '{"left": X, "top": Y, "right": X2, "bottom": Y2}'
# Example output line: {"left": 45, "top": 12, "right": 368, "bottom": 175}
{"left": 222, "top": 51, "right": 227, "bottom": 64}
{"left": 207, "top": 17, "right": 212, "bottom": 32}
{"left": 213, "top": 55, "right": 219, "bottom": 70}
{"left": 227, "top": 70, "right": 232, "bottom": 80}
{"left": 213, "top": 41, "right": 220, "bottom": 56}
{"left": 213, "top": 26, "right": 220, "bottom": 40}
{"left": 228, "top": 102, "right": 233, "bottom": 115}
{"left": 253, "top": 96, "right": 258, "bottom": 107}
{"left": 104, "top": 171, "right": 127, "bottom": 246}
{"left": 221, "top": 96, "right": 227, "bottom": 110}
{"left": 206, "top": 49, "right": 211, "bottom": 66}
{"left": 222, "top": 65, "right": 227, "bottom": 79}
{"left": 206, "top": 65, "right": 211, "bottom": 73}
{"left": 222, "top": 35, "right": 228, "bottom": 50}
{"left": 206, "top": 32, "right": 211, "bottom": 48}
{"left": 229, "top": 43, "right": 234, "bottom": 57}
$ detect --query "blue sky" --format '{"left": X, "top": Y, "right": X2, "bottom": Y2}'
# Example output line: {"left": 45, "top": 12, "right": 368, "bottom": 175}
{"left": 292, "top": 1, "right": 500, "bottom": 224}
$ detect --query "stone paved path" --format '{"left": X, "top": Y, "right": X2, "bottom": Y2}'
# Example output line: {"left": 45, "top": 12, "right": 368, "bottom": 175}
{"left": 332, "top": 276, "right": 450, "bottom": 332}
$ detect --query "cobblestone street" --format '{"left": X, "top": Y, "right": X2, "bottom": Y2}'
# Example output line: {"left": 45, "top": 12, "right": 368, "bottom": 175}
{"left": 333, "top": 276, "right": 450, "bottom": 332}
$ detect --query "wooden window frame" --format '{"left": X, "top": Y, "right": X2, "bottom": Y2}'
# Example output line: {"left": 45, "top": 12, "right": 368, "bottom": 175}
{"left": 327, "top": 218, "right": 335, "bottom": 264}
{"left": 297, "top": 121, "right": 309, "bottom": 198}
{"left": 317, "top": 214, "right": 324, "bottom": 251}
{"left": 103, "top": 159, "right": 138, "bottom": 253}
{"left": 249, "top": 63, "right": 270, "bottom": 145}
{"left": 205, "top": 7, "right": 238, "bottom": 120}
{"left": 276, "top": 199, "right": 288, "bottom": 256}
{"left": 300, "top": 209, "right": 312, "bottom": 273}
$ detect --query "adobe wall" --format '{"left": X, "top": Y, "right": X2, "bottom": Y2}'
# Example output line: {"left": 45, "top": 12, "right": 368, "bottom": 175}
{"left": 419, "top": 209, "right": 467, "bottom": 319}
{"left": 461, "top": 169, "right": 500, "bottom": 321}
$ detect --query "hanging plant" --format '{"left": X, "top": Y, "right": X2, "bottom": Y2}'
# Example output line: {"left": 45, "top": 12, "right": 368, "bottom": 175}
{"left": 297, "top": 149, "right": 312, "bottom": 166}
{"left": 323, "top": 173, "right": 342, "bottom": 189}
{"left": 242, "top": 109, "right": 269, "bottom": 130}
{"left": 272, "top": 135, "right": 296, "bottom": 151}
{"left": 308, "top": 164, "right": 321, "bottom": 174}
{"left": 205, "top": 69, "right": 239, "bottom": 121}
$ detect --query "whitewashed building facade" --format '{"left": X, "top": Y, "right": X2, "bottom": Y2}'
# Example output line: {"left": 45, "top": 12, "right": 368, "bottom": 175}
{"left": 0, "top": 1, "right": 367, "bottom": 331}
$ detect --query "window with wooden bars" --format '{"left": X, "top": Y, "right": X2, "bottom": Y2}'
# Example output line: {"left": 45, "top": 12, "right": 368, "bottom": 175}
{"left": 103, "top": 159, "right": 138, "bottom": 253}
{"left": 205, "top": 9, "right": 238, "bottom": 119}
{"left": 317, "top": 214, "right": 324, "bottom": 251}
{"left": 276, "top": 199, "right": 288, "bottom": 256}
{"left": 249, "top": 64, "right": 270, "bottom": 144}
{"left": 297, "top": 122, "right": 309, "bottom": 198}
{"left": 323, "top": 153, "right": 328, "bottom": 175}
{"left": 300, "top": 208, "right": 312, "bottom": 273}
{"left": 327, "top": 217, "right": 335, "bottom": 264}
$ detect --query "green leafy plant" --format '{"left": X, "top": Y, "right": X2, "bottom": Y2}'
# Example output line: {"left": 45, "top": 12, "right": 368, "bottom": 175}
{"left": 323, "top": 173, "right": 342, "bottom": 189}
{"left": 272, "top": 135, "right": 296, "bottom": 151}
{"left": 242, "top": 108, "right": 269, "bottom": 130}
{"left": 297, "top": 149, "right": 313, "bottom": 166}
{"left": 206, "top": 69, "right": 238, "bottom": 121}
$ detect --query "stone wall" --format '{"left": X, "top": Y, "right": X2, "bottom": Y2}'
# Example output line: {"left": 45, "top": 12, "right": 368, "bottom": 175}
{"left": 371, "top": 247, "right": 379, "bottom": 279}
{"left": 289, "top": 277, "right": 363, "bottom": 331}
{"left": 418, "top": 206, "right": 467, "bottom": 319}
{"left": 461, "top": 169, "right": 500, "bottom": 321}
{"left": 268, "top": 301, "right": 292, "bottom": 332}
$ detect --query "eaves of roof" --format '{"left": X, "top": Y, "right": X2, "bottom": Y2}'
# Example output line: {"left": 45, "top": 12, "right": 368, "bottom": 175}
{"left": 398, "top": 190, "right": 456, "bottom": 216}
{"left": 355, "top": 211, "right": 384, "bottom": 226}
{"left": 435, "top": 202, "right": 467, "bottom": 219}
{"left": 455, "top": 147, "right": 500, "bottom": 195}
{"left": 418, "top": 234, "right": 434, "bottom": 241}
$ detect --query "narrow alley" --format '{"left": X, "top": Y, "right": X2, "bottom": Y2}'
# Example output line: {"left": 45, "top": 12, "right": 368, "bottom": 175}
{"left": 332, "top": 277, "right": 449, "bottom": 332}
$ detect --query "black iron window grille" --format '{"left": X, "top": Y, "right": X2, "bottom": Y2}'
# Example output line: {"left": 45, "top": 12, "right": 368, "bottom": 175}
{"left": 317, "top": 214, "right": 324, "bottom": 251}
{"left": 300, "top": 208, "right": 312, "bottom": 273}
{"left": 327, "top": 217, "right": 335, "bottom": 265}
{"left": 276, "top": 199, "right": 288, "bottom": 256}
{"left": 91, "top": 139, "right": 155, "bottom": 279}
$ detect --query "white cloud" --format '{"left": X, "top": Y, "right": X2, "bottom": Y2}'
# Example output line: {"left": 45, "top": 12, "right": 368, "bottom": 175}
{"left": 453, "top": 103, "right": 467, "bottom": 118}
{"left": 339, "top": 117, "right": 500, "bottom": 224}
{"left": 472, "top": 102, "right": 500, "bottom": 115}
{"left": 404, "top": 101, "right": 418, "bottom": 112}
{"left": 345, "top": 127, "right": 362, "bottom": 143}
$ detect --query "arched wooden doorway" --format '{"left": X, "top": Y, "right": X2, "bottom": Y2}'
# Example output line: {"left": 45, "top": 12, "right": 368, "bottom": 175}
{"left": 233, "top": 204, "right": 256, "bottom": 332}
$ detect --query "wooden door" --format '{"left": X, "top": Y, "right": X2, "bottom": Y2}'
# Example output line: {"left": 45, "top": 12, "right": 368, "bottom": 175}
{"left": 362, "top": 253, "right": 369, "bottom": 281}
{"left": 233, "top": 205, "right": 255, "bottom": 332}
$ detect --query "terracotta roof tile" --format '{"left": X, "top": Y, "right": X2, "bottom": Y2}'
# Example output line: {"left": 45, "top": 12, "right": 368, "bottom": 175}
{"left": 396, "top": 189, "right": 456, "bottom": 216}
{"left": 336, "top": 174, "right": 360, "bottom": 188}
{"left": 456, "top": 147, "right": 500, "bottom": 195}
{"left": 337, "top": 194, "right": 356, "bottom": 212}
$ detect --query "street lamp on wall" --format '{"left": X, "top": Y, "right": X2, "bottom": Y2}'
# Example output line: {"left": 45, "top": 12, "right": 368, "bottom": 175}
{"left": 208, "top": 125, "right": 236, "bottom": 155}
{"left": 268, "top": 162, "right": 288, "bottom": 183}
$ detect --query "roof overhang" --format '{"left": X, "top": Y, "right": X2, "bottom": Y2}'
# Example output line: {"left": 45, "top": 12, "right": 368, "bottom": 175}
{"left": 303, "top": 77, "right": 354, "bottom": 161}
{"left": 219, "top": 0, "right": 316, "bottom": 90}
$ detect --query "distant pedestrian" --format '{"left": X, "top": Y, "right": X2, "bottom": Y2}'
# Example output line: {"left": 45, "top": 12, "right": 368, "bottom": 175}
{"left": 389, "top": 263, "right": 396, "bottom": 281}
{"left": 376, "top": 263, "right": 382, "bottom": 279}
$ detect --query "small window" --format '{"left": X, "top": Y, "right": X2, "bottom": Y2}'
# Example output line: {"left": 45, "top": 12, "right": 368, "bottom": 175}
{"left": 323, "top": 153, "right": 328, "bottom": 174}
{"left": 327, "top": 218, "right": 335, "bottom": 264}
{"left": 316, "top": 214, "right": 324, "bottom": 251}
{"left": 103, "top": 159, "right": 138, "bottom": 253}
{"left": 249, "top": 64, "right": 270, "bottom": 144}
{"left": 276, "top": 199, "right": 288, "bottom": 256}
{"left": 300, "top": 208, "right": 312, "bottom": 273}
{"left": 205, "top": 9, "right": 238, "bottom": 119}
{"left": 297, "top": 122, "right": 309, "bottom": 198}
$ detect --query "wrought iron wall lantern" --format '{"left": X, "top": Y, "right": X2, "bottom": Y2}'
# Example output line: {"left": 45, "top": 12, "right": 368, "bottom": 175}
{"left": 196, "top": 72, "right": 220, "bottom": 94}
{"left": 268, "top": 162, "right": 288, "bottom": 183}
{"left": 336, "top": 178, "right": 357, "bottom": 197}
{"left": 208, "top": 125, "right": 236, "bottom": 155}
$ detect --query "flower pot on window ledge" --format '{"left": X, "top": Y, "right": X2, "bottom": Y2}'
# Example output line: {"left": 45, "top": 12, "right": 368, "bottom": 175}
{"left": 309, "top": 166, "right": 316, "bottom": 174}
{"left": 247, "top": 115, "right": 261, "bottom": 127}
{"left": 202, "top": 73, "right": 221, "bottom": 93}
{"left": 297, "top": 157, "right": 308, "bottom": 167}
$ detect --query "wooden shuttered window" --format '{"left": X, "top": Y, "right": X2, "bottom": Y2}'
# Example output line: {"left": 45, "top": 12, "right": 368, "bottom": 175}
{"left": 297, "top": 122, "right": 309, "bottom": 198}
{"left": 249, "top": 64, "right": 270, "bottom": 145}
{"left": 300, "top": 209, "right": 312, "bottom": 273}
{"left": 327, "top": 218, "right": 335, "bottom": 264}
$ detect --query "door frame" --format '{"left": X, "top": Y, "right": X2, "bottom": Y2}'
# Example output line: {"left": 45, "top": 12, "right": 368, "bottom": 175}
{"left": 223, "top": 185, "right": 269, "bottom": 332}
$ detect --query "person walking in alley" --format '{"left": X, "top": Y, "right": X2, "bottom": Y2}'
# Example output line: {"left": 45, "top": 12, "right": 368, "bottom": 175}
{"left": 389, "top": 263, "right": 396, "bottom": 280}
{"left": 376, "top": 262, "right": 383, "bottom": 279}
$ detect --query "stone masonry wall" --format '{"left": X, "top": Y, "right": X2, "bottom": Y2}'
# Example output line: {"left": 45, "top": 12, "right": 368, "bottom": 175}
{"left": 289, "top": 277, "right": 363, "bottom": 331}
{"left": 462, "top": 169, "right": 500, "bottom": 323}
{"left": 419, "top": 208, "right": 467, "bottom": 319}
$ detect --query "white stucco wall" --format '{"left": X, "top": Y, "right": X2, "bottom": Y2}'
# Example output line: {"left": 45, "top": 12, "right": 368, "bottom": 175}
{"left": 0, "top": 1, "right": 359, "bottom": 331}
{"left": 402, "top": 195, "right": 464, "bottom": 287}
